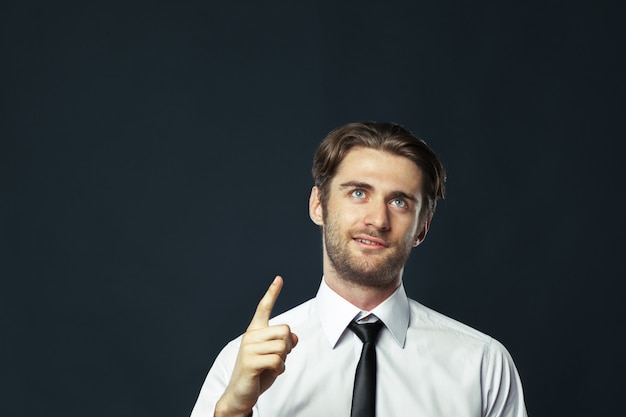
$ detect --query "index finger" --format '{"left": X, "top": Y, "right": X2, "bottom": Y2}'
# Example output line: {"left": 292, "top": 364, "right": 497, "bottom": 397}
{"left": 247, "top": 276, "right": 283, "bottom": 331}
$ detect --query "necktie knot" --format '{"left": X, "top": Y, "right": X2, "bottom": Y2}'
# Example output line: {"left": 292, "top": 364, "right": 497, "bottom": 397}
{"left": 348, "top": 320, "right": 383, "bottom": 344}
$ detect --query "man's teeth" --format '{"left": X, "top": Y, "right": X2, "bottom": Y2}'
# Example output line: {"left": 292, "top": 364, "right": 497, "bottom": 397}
{"left": 357, "top": 239, "right": 377, "bottom": 245}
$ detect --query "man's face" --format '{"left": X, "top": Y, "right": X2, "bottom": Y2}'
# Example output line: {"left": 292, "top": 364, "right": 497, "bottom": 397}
{"left": 310, "top": 146, "right": 429, "bottom": 289}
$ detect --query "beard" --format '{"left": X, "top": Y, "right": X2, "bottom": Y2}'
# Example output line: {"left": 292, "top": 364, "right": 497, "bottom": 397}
{"left": 322, "top": 211, "right": 413, "bottom": 289}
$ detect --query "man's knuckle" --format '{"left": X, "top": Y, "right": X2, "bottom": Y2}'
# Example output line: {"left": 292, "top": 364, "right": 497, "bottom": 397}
{"left": 270, "top": 355, "right": 284, "bottom": 368}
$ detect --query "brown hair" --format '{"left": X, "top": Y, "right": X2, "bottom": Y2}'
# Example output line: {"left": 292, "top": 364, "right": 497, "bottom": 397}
{"left": 312, "top": 122, "right": 446, "bottom": 220}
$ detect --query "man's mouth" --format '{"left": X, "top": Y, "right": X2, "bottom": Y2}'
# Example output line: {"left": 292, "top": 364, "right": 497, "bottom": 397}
{"left": 353, "top": 235, "right": 388, "bottom": 248}
{"left": 355, "top": 238, "right": 379, "bottom": 245}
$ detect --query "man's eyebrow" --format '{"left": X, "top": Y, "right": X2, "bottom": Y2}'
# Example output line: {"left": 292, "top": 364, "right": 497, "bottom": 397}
{"left": 338, "top": 181, "right": 374, "bottom": 190}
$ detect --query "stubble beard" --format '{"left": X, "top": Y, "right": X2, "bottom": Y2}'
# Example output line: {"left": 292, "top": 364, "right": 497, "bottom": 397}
{"left": 322, "top": 212, "right": 412, "bottom": 289}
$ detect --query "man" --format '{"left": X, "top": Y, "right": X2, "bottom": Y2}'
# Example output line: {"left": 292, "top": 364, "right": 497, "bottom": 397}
{"left": 191, "top": 122, "right": 527, "bottom": 417}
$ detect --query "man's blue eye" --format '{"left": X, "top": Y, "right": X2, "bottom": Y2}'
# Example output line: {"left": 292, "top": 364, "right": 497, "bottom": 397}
{"left": 391, "top": 199, "right": 408, "bottom": 208}
{"left": 352, "top": 190, "right": 366, "bottom": 198}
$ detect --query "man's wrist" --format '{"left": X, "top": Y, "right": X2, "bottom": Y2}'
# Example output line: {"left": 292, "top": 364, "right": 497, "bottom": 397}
{"left": 214, "top": 395, "right": 253, "bottom": 417}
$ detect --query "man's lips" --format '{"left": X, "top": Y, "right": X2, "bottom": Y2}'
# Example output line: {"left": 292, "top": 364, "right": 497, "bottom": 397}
{"left": 352, "top": 234, "right": 389, "bottom": 248}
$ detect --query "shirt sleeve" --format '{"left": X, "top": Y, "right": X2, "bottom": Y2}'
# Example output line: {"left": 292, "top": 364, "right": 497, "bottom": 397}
{"left": 481, "top": 338, "right": 528, "bottom": 417}
{"left": 190, "top": 336, "right": 260, "bottom": 417}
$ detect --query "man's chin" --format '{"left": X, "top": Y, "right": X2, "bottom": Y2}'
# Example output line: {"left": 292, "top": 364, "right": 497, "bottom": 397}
{"left": 337, "top": 262, "right": 401, "bottom": 287}
{"left": 340, "top": 272, "right": 399, "bottom": 289}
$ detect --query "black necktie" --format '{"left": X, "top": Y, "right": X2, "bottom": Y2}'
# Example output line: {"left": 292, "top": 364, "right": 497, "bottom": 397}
{"left": 348, "top": 320, "right": 384, "bottom": 417}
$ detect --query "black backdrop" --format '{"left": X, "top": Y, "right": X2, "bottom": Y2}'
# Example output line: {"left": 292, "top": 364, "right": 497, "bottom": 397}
{"left": 2, "top": 1, "right": 625, "bottom": 416}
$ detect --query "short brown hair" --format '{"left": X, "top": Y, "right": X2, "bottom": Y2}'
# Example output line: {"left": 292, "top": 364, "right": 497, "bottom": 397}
{"left": 312, "top": 122, "right": 446, "bottom": 219}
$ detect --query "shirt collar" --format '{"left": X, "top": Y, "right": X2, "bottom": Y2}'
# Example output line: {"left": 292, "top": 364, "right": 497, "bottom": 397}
{"left": 314, "top": 277, "right": 409, "bottom": 348}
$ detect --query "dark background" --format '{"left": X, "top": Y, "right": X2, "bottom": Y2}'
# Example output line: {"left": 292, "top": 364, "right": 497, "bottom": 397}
{"left": 2, "top": 1, "right": 624, "bottom": 416}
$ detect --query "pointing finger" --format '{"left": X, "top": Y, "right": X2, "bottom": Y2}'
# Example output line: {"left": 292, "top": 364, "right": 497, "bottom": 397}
{"left": 247, "top": 276, "right": 283, "bottom": 331}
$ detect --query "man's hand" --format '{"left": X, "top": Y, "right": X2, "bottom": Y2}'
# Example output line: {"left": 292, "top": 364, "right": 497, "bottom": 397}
{"left": 215, "top": 276, "right": 298, "bottom": 417}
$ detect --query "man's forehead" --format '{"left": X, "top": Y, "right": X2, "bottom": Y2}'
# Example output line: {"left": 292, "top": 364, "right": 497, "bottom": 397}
{"left": 331, "top": 147, "right": 424, "bottom": 194}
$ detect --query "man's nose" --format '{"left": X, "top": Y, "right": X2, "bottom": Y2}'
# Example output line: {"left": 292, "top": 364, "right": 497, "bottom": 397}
{"left": 364, "top": 200, "right": 390, "bottom": 231}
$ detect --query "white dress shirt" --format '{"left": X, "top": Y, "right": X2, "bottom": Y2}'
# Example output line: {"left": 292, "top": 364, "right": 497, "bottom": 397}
{"left": 190, "top": 279, "right": 528, "bottom": 417}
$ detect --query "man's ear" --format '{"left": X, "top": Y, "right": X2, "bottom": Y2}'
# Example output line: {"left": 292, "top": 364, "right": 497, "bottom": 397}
{"left": 309, "top": 186, "right": 324, "bottom": 226}
{"left": 413, "top": 216, "right": 431, "bottom": 247}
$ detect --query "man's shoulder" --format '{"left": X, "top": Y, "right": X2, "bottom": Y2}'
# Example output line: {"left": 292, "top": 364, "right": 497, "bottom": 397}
{"left": 268, "top": 298, "right": 315, "bottom": 327}
{"left": 407, "top": 297, "right": 494, "bottom": 344}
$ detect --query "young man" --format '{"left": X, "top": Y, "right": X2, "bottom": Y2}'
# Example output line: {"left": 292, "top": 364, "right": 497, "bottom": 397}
{"left": 190, "top": 122, "right": 527, "bottom": 417}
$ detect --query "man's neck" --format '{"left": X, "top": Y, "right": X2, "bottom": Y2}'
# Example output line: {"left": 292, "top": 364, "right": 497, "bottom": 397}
{"left": 323, "top": 273, "right": 401, "bottom": 311}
